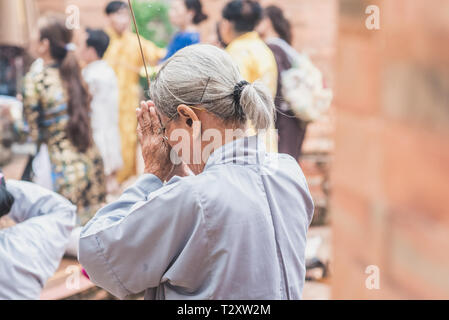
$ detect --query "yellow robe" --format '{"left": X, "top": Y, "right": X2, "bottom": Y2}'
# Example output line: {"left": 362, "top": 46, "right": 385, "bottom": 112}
{"left": 104, "top": 28, "right": 166, "bottom": 183}
{"left": 226, "top": 32, "right": 278, "bottom": 152}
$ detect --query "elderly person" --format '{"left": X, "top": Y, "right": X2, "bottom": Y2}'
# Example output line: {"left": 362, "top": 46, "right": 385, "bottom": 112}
{"left": 0, "top": 173, "right": 76, "bottom": 299}
{"left": 78, "top": 44, "right": 314, "bottom": 300}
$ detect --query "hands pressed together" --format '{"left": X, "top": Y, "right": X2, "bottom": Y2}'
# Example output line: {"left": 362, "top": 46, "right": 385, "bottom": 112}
{"left": 136, "top": 101, "right": 191, "bottom": 182}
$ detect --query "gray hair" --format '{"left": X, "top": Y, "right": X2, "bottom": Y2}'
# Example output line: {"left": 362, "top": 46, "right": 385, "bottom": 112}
{"left": 150, "top": 44, "right": 275, "bottom": 130}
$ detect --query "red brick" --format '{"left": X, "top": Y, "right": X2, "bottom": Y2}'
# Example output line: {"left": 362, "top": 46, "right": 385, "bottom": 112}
{"left": 333, "top": 0, "right": 449, "bottom": 299}
{"left": 382, "top": 121, "right": 449, "bottom": 223}
{"left": 331, "top": 111, "right": 384, "bottom": 199}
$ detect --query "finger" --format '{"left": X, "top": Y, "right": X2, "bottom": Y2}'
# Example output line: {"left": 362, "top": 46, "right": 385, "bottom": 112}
{"left": 137, "top": 124, "right": 143, "bottom": 142}
{"left": 136, "top": 107, "right": 142, "bottom": 131}
{"left": 145, "top": 100, "right": 155, "bottom": 107}
{"left": 141, "top": 102, "right": 153, "bottom": 132}
{"left": 149, "top": 106, "right": 161, "bottom": 135}
{"left": 145, "top": 101, "right": 156, "bottom": 124}
{"left": 137, "top": 103, "right": 146, "bottom": 131}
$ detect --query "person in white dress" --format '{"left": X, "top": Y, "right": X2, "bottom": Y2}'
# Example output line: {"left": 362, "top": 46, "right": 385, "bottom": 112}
{"left": 81, "top": 28, "right": 123, "bottom": 193}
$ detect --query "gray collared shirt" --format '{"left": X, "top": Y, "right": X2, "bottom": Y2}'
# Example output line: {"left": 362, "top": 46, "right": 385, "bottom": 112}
{"left": 0, "top": 180, "right": 77, "bottom": 299}
{"left": 79, "top": 135, "right": 314, "bottom": 299}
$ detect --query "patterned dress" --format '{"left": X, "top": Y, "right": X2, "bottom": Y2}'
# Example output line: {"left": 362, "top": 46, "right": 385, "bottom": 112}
{"left": 23, "top": 64, "right": 106, "bottom": 225}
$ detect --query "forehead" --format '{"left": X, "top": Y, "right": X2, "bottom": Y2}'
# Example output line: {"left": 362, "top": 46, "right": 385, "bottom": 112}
{"left": 159, "top": 112, "right": 174, "bottom": 127}
{"left": 153, "top": 105, "right": 168, "bottom": 120}
{"left": 172, "top": 0, "right": 185, "bottom": 9}
{"left": 111, "top": 8, "right": 129, "bottom": 17}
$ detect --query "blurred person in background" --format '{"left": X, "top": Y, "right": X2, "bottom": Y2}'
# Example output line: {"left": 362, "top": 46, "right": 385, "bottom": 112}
{"left": 219, "top": 0, "right": 278, "bottom": 152}
{"left": 0, "top": 170, "right": 76, "bottom": 299}
{"left": 103, "top": 1, "right": 166, "bottom": 183}
{"left": 161, "top": 0, "right": 208, "bottom": 62}
{"left": 23, "top": 15, "right": 106, "bottom": 226}
{"left": 213, "top": 22, "right": 227, "bottom": 48}
{"left": 81, "top": 28, "right": 123, "bottom": 194}
{"left": 219, "top": 0, "right": 277, "bottom": 97}
{"left": 257, "top": 5, "right": 308, "bottom": 160}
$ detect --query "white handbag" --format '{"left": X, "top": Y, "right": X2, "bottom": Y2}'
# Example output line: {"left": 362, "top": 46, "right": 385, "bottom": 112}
{"left": 281, "top": 53, "right": 333, "bottom": 122}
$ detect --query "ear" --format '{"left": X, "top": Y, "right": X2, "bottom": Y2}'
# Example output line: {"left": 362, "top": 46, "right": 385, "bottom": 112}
{"left": 177, "top": 104, "right": 199, "bottom": 127}
{"left": 37, "top": 38, "right": 49, "bottom": 55}
{"left": 220, "top": 20, "right": 233, "bottom": 45}
{"left": 90, "top": 47, "right": 99, "bottom": 59}
{"left": 177, "top": 104, "right": 202, "bottom": 141}
{"left": 187, "top": 9, "right": 195, "bottom": 22}
{"left": 41, "top": 38, "right": 50, "bottom": 48}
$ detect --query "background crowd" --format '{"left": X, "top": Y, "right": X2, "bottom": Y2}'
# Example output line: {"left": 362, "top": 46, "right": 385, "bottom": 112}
{"left": 2, "top": 0, "right": 329, "bottom": 225}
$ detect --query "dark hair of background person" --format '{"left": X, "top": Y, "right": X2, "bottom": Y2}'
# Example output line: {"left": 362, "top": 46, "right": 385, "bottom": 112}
{"left": 0, "top": 171, "right": 14, "bottom": 218}
{"left": 184, "top": 0, "right": 208, "bottom": 25}
{"left": 86, "top": 28, "right": 111, "bottom": 59}
{"left": 105, "top": 1, "right": 128, "bottom": 15}
{"left": 222, "top": 0, "right": 263, "bottom": 33}
{"left": 264, "top": 5, "right": 293, "bottom": 45}
{"left": 215, "top": 22, "right": 227, "bottom": 48}
{"left": 39, "top": 16, "right": 92, "bottom": 153}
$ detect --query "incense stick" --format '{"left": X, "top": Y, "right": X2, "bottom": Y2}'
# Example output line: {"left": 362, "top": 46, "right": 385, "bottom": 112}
{"left": 127, "top": 0, "right": 151, "bottom": 90}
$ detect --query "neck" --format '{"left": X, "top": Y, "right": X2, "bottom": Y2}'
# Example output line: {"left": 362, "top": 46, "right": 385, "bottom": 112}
{"left": 184, "top": 24, "right": 197, "bottom": 32}
{"left": 177, "top": 22, "right": 196, "bottom": 32}
{"left": 41, "top": 53, "right": 55, "bottom": 66}
{"left": 87, "top": 57, "right": 101, "bottom": 65}
{"left": 233, "top": 30, "right": 254, "bottom": 41}
{"left": 198, "top": 123, "right": 248, "bottom": 169}
{"left": 111, "top": 27, "right": 126, "bottom": 37}
{"left": 264, "top": 29, "right": 280, "bottom": 41}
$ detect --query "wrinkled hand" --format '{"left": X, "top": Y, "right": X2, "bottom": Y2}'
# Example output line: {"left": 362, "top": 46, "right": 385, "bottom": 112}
{"left": 136, "top": 101, "right": 174, "bottom": 181}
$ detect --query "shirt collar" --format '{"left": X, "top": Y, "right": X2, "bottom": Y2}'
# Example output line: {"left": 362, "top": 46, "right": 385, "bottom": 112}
{"left": 85, "top": 60, "right": 105, "bottom": 70}
{"left": 106, "top": 27, "right": 131, "bottom": 40}
{"left": 231, "top": 31, "right": 260, "bottom": 44}
{"left": 204, "top": 135, "right": 267, "bottom": 170}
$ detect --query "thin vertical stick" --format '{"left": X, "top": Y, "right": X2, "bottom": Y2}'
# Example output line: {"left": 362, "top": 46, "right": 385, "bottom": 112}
{"left": 127, "top": 0, "right": 151, "bottom": 90}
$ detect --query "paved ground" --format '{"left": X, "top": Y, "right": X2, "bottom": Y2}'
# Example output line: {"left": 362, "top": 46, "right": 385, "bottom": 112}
{"left": 2, "top": 153, "right": 29, "bottom": 180}
{"left": 303, "top": 226, "right": 332, "bottom": 300}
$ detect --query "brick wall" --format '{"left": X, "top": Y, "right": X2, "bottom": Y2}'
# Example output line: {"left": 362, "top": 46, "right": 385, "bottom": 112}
{"left": 332, "top": 0, "right": 449, "bottom": 299}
